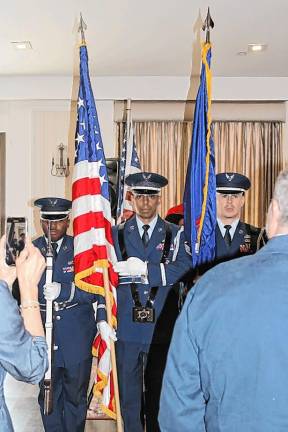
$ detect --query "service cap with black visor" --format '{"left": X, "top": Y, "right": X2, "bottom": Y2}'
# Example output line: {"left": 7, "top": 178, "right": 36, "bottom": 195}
{"left": 216, "top": 172, "right": 251, "bottom": 194}
{"left": 127, "top": 172, "right": 168, "bottom": 221}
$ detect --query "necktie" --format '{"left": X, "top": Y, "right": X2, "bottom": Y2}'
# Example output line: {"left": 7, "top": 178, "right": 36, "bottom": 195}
{"left": 51, "top": 242, "right": 58, "bottom": 259}
{"left": 142, "top": 225, "right": 150, "bottom": 248}
{"left": 223, "top": 225, "right": 232, "bottom": 247}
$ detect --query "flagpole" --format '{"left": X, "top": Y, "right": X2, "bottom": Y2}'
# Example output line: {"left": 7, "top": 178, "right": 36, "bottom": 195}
{"left": 102, "top": 265, "right": 123, "bottom": 432}
{"left": 126, "top": 98, "right": 131, "bottom": 131}
{"left": 124, "top": 99, "right": 133, "bottom": 180}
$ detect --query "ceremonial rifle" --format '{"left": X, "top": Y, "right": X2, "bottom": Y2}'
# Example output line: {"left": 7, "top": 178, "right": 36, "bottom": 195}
{"left": 43, "top": 221, "right": 54, "bottom": 415}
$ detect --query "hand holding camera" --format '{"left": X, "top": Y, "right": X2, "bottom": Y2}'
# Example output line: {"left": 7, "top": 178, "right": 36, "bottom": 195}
{"left": 0, "top": 235, "right": 46, "bottom": 300}
{"left": 15, "top": 237, "right": 46, "bottom": 302}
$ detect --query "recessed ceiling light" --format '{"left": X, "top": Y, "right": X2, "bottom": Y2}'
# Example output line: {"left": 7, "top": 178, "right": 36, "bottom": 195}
{"left": 11, "top": 41, "right": 32, "bottom": 50}
{"left": 248, "top": 43, "right": 267, "bottom": 52}
{"left": 237, "top": 51, "right": 247, "bottom": 56}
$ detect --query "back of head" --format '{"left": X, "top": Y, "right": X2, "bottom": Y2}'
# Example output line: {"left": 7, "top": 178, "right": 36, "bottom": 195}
{"left": 273, "top": 169, "right": 288, "bottom": 227}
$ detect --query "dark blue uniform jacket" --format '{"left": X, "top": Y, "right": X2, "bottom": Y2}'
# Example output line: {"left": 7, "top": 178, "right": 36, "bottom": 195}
{"left": 112, "top": 215, "right": 192, "bottom": 345}
{"left": 34, "top": 234, "right": 104, "bottom": 367}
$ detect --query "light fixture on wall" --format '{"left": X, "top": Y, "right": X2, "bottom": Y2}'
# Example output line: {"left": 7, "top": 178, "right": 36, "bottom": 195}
{"left": 51, "top": 143, "right": 70, "bottom": 177}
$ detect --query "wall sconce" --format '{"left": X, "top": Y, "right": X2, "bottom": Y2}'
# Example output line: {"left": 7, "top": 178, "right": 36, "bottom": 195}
{"left": 51, "top": 143, "right": 70, "bottom": 177}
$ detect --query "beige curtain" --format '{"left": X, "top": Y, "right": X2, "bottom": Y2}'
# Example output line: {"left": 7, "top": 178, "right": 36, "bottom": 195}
{"left": 214, "top": 122, "right": 283, "bottom": 226}
{"left": 116, "top": 121, "right": 283, "bottom": 226}
{"left": 117, "top": 121, "right": 192, "bottom": 217}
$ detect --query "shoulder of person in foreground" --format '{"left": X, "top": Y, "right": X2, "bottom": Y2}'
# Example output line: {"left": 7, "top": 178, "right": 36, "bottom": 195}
{"left": 0, "top": 280, "right": 48, "bottom": 384}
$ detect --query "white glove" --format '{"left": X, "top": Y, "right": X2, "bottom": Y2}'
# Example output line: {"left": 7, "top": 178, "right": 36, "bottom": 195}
{"left": 43, "top": 282, "right": 61, "bottom": 301}
{"left": 113, "top": 257, "right": 147, "bottom": 277}
{"left": 97, "top": 321, "right": 117, "bottom": 348}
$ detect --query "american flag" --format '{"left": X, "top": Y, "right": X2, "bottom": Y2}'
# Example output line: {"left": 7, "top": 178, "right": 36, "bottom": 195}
{"left": 72, "top": 43, "right": 118, "bottom": 419}
{"left": 116, "top": 106, "right": 141, "bottom": 222}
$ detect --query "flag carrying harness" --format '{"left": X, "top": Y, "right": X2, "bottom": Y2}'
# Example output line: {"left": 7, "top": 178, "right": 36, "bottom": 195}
{"left": 117, "top": 222, "right": 172, "bottom": 323}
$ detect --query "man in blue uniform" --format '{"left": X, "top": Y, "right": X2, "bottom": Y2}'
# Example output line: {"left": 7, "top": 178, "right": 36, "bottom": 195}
{"left": 159, "top": 169, "right": 288, "bottom": 432}
{"left": 215, "top": 172, "right": 266, "bottom": 264}
{"left": 34, "top": 197, "right": 115, "bottom": 432}
{"left": 112, "top": 173, "right": 192, "bottom": 432}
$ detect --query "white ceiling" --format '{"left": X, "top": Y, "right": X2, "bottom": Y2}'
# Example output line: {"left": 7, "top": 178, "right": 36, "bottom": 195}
{"left": 1, "top": 0, "right": 287, "bottom": 78}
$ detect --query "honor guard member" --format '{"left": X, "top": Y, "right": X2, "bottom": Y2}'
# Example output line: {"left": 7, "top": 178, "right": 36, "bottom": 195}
{"left": 215, "top": 172, "right": 267, "bottom": 264}
{"left": 34, "top": 197, "right": 115, "bottom": 432}
{"left": 112, "top": 173, "right": 192, "bottom": 432}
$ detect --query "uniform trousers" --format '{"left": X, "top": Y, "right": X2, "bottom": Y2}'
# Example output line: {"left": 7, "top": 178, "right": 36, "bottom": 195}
{"left": 38, "top": 357, "right": 92, "bottom": 432}
{"left": 116, "top": 341, "right": 169, "bottom": 432}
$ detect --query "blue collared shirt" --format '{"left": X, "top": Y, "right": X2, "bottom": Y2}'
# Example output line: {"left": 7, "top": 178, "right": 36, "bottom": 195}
{"left": 136, "top": 214, "right": 158, "bottom": 239}
{"left": 217, "top": 218, "right": 239, "bottom": 240}
{"left": 44, "top": 236, "right": 63, "bottom": 253}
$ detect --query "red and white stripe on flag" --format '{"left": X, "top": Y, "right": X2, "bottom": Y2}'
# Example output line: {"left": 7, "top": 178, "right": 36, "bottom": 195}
{"left": 72, "top": 44, "right": 118, "bottom": 420}
{"left": 72, "top": 160, "right": 118, "bottom": 299}
{"left": 72, "top": 160, "right": 118, "bottom": 419}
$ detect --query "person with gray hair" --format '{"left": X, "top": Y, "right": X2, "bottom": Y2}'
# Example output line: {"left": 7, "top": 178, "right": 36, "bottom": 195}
{"left": 270, "top": 169, "right": 288, "bottom": 227}
{"left": 159, "top": 169, "right": 288, "bottom": 432}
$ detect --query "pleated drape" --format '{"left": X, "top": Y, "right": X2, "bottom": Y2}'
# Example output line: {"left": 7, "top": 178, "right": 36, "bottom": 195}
{"left": 116, "top": 121, "right": 283, "bottom": 226}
